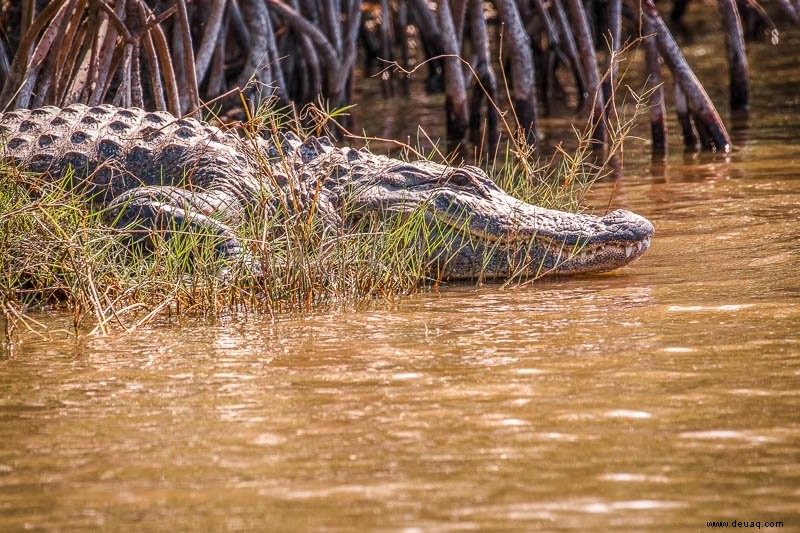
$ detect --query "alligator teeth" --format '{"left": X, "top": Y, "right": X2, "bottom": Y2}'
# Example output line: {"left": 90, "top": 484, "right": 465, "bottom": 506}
{"left": 625, "top": 245, "right": 634, "bottom": 258}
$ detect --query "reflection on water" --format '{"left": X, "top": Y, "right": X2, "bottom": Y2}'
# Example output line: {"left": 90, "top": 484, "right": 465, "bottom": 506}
{"left": 2, "top": 30, "right": 800, "bottom": 533}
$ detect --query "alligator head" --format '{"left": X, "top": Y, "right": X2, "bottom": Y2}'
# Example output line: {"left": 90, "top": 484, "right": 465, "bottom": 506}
{"left": 321, "top": 154, "right": 654, "bottom": 280}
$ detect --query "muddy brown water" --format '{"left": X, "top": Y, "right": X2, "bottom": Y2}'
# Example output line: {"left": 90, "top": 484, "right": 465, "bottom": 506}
{"left": 2, "top": 33, "right": 799, "bottom": 531}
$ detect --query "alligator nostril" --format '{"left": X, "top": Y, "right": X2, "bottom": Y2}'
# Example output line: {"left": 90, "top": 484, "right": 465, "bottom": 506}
{"left": 602, "top": 208, "right": 631, "bottom": 220}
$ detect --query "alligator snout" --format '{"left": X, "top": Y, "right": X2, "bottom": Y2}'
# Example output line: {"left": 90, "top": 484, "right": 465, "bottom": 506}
{"left": 601, "top": 209, "right": 656, "bottom": 243}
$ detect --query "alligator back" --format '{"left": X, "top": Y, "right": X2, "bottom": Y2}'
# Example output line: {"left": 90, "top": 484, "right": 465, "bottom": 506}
{"left": 0, "top": 104, "right": 259, "bottom": 203}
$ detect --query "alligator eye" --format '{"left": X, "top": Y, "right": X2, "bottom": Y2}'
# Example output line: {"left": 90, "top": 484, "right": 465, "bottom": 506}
{"left": 449, "top": 171, "right": 472, "bottom": 187}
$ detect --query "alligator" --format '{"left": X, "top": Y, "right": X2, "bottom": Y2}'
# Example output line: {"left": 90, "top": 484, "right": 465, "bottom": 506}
{"left": 0, "top": 104, "right": 654, "bottom": 280}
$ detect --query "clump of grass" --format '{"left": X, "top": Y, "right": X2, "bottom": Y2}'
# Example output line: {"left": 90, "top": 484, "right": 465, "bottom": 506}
{"left": 1, "top": 168, "right": 134, "bottom": 336}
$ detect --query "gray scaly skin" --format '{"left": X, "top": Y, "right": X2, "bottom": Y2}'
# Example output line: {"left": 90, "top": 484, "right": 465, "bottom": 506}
{"left": 0, "top": 104, "right": 654, "bottom": 280}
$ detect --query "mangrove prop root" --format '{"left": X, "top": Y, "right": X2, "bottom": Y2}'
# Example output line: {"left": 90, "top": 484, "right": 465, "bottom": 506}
{"left": 2, "top": 0, "right": 792, "bottom": 152}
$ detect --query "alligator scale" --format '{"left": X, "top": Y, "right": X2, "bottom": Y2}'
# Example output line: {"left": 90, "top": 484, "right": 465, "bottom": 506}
{"left": 0, "top": 104, "right": 654, "bottom": 280}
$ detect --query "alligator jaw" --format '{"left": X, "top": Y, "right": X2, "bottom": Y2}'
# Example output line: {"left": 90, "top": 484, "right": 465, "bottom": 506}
{"left": 522, "top": 208, "right": 655, "bottom": 276}
{"left": 428, "top": 198, "right": 656, "bottom": 280}
{"left": 540, "top": 232, "right": 653, "bottom": 276}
